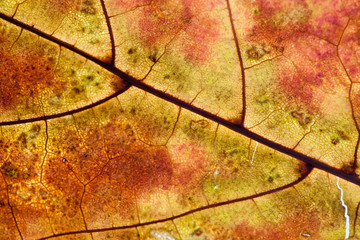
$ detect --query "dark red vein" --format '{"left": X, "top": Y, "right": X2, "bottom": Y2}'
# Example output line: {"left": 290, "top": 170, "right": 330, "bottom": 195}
{"left": 0, "top": 13, "right": 359, "bottom": 186}
{"left": 37, "top": 166, "right": 313, "bottom": 240}
{"left": 99, "top": 0, "right": 116, "bottom": 65}
{"left": 225, "top": 0, "right": 246, "bottom": 125}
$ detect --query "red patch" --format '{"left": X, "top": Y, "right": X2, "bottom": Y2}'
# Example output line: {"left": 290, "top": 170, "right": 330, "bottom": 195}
{"left": 104, "top": 146, "right": 173, "bottom": 192}
{"left": 132, "top": 0, "right": 221, "bottom": 63}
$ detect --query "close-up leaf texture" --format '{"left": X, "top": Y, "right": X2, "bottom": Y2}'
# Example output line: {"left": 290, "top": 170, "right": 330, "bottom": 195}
{"left": 0, "top": 0, "right": 360, "bottom": 239}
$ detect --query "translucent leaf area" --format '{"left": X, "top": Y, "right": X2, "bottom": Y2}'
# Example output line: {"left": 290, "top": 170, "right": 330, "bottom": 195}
{"left": 0, "top": 0, "right": 360, "bottom": 239}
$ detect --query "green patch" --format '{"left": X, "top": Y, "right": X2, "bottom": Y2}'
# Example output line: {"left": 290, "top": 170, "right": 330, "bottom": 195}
{"left": 291, "top": 111, "right": 312, "bottom": 127}
{"left": 17, "top": 132, "right": 27, "bottom": 148}
{"left": 1, "top": 162, "right": 19, "bottom": 178}
{"left": 80, "top": 0, "right": 96, "bottom": 15}
{"left": 247, "top": 46, "right": 266, "bottom": 60}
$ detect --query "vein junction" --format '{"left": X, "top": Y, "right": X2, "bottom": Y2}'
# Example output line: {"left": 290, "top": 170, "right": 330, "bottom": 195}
{"left": 337, "top": 177, "right": 350, "bottom": 239}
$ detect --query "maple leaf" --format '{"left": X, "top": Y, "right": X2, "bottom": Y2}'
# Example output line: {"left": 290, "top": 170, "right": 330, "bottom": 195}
{"left": 0, "top": 0, "right": 360, "bottom": 239}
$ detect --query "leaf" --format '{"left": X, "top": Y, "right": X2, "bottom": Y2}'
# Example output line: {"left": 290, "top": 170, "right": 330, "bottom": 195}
{"left": 0, "top": 0, "right": 360, "bottom": 239}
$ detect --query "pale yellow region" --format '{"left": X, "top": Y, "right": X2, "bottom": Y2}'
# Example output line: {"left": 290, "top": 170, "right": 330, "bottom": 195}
{"left": 143, "top": 10, "right": 243, "bottom": 120}
{"left": 13, "top": 0, "right": 112, "bottom": 61}
{"left": 296, "top": 170, "right": 360, "bottom": 240}
{"left": 138, "top": 221, "right": 180, "bottom": 240}
{"left": 244, "top": 57, "right": 310, "bottom": 147}
{"left": 295, "top": 112, "right": 357, "bottom": 168}
{"left": 0, "top": 121, "right": 46, "bottom": 167}
{"left": 59, "top": 234, "right": 93, "bottom": 240}
{"left": 166, "top": 107, "right": 218, "bottom": 157}
{"left": 166, "top": 106, "right": 301, "bottom": 209}
{"left": 353, "top": 83, "right": 360, "bottom": 177}
{"left": 111, "top": 9, "right": 160, "bottom": 79}
{"left": 0, "top": 0, "right": 18, "bottom": 16}
{"left": 111, "top": 6, "right": 243, "bottom": 120}
{"left": 0, "top": 18, "right": 21, "bottom": 50}
{"left": 93, "top": 229, "right": 139, "bottom": 240}
{"left": 174, "top": 169, "right": 360, "bottom": 240}
{"left": 137, "top": 189, "right": 173, "bottom": 223}
{"left": 204, "top": 125, "right": 300, "bottom": 204}
{"left": 167, "top": 187, "right": 209, "bottom": 216}
{"left": 117, "top": 87, "right": 180, "bottom": 146}
{"left": 174, "top": 203, "right": 264, "bottom": 239}
{"left": 166, "top": 109, "right": 217, "bottom": 213}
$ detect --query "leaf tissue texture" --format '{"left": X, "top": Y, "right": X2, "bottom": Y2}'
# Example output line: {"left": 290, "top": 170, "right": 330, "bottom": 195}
{"left": 0, "top": 0, "right": 360, "bottom": 239}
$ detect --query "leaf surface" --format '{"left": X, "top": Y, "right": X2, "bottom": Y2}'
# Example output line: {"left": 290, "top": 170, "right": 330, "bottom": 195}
{"left": 0, "top": 0, "right": 360, "bottom": 239}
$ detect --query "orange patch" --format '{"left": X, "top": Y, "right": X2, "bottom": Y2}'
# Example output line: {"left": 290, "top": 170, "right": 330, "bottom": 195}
{"left": 0, "top": 50, "right": 64, "bottom": 111}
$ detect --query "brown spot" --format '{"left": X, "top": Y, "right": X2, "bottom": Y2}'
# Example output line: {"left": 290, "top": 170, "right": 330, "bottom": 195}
{"left": 193, "top": 228, "right": 203, "bottom": 236}
{"left": 111, "top": 78, "right": 127, "bottom": 92}
{"left": 268, "top": 176, "right": 274, "bottom": 183}
{"left": 86, "top": 75, "right": 94, "bottom": 81}
{"left": 229, "top": 118, "right": 242, "bottom": 125}
{"left": 30, "top": 124, "right": 41, "bottom": 134}
{"left": 331, "top": 138, "right": 339, "bottom": 145}
{"left": 1, "top": 162, "right": 19, "bottom": 179}
{"left": 247, "top": 46, "right": 268, "bottom": 60}
{"left": 341, "top": 163, "right": 355, "bottom": 175}
{"left": 337, "top": 130, "right": 350, "bottom": 140}
{"left": 127, "top": 48, "right": 136, "bottom": 54}
{"left": 190, "top": 120, "right": 209, "bottom": 130}
{"left": 17, "top": 133, "right": 27, "bottom": 149}
{"left": 80, "top": 0, "right": 96, "bottom": 15}
{"left": 148, "top": 53, "right": 157, "bottom": 62}
{"left": 297, "top": 162, "right": 312, "bottom": 176}
{"left": 291, "top": 111, "right": 312, "bottom": 126}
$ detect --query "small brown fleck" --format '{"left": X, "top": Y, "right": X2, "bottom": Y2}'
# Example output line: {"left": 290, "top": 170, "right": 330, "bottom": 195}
{"left": 331, "top": 138, "right": 339, "bottom": 145}
{"left": 193, "top": 229, "right": 202, "bottom": 236}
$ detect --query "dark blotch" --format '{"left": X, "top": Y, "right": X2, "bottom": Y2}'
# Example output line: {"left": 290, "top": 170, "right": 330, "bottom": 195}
{"left": 17, "top": 133, "right": 27, "bottom": 148}
{"left": 1, "top": 162, "right": 19, "bottom": 178}
{"left": 247, "top": 47, "right": 263, "bottom": 60}
{"left": 72, "top": 87, "right": 82, "bottom": 94}
{"left": 268, "top": 176, "right": 274, "bottom": 183}
{"left": 127, "top": 48, "right": 136, "bottom": 54}
{"left": 149, "top": 55, "right": 156, "bottom": 62}
{"left": 86, "top": 75, "right": 94, "bottom": 81}
{"left": 331, "top": 138, "right": 339, "bottom": 145}
{"left": 80, "top": 0, "right": 96, "bottom": 15}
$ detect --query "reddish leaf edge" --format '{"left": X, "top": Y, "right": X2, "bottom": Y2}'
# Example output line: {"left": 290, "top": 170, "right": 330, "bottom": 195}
{"left": 0, "top": 12, "right": 358, "bottom": 188}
